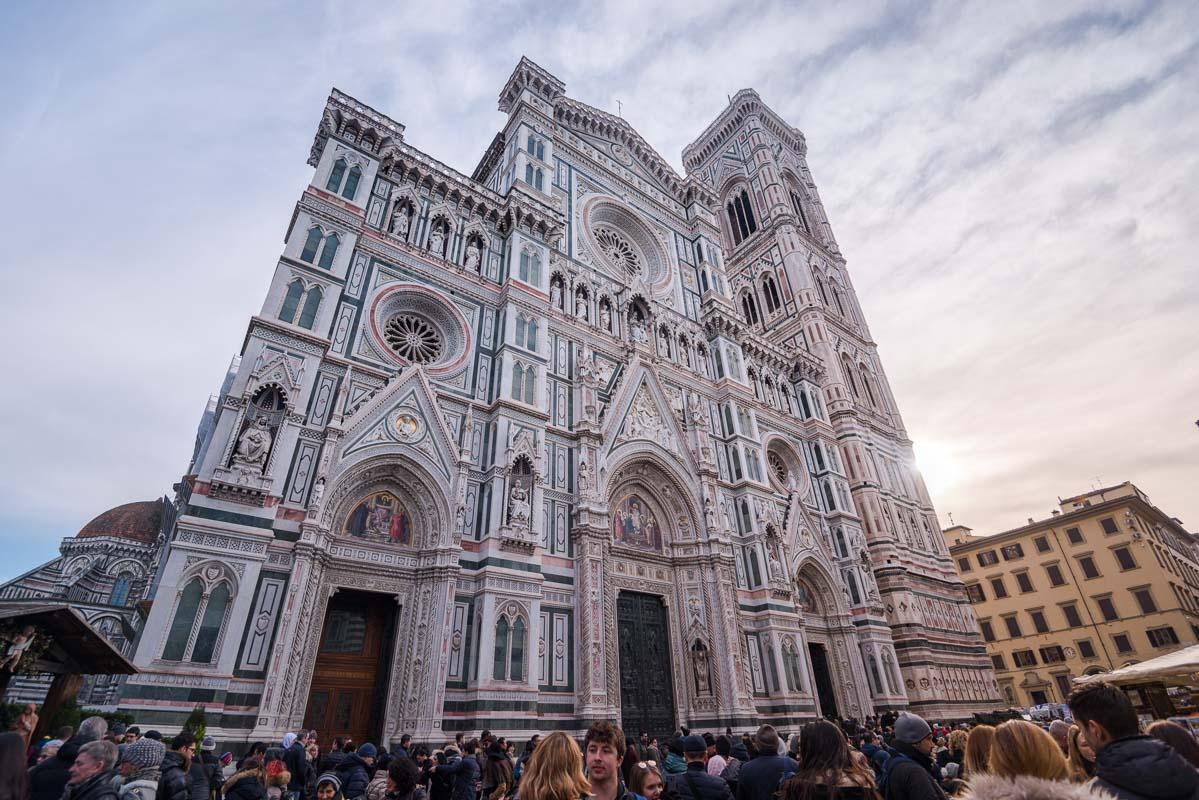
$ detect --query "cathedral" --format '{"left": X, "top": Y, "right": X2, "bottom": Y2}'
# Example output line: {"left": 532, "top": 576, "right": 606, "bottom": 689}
{"left": 5, "top": 57, "right": 1000, "bottom": 744}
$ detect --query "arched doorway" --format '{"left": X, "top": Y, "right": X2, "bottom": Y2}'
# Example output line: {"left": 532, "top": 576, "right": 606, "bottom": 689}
{"left": 795, "top": 563, "right": 866, "bottom": 719}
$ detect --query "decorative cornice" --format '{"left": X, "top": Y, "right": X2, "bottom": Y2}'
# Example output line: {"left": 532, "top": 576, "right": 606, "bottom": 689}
{"left": 554, "top": 97, "right": 684, "bottom": 200}
{"left": 682, "top": 89, "right": 807, "bottom": 172}
{"left": 498, "top": 56, "right": 566, "bottom": 113}
{"left": 308, "top": 88, "right": 406, "bottom": 169}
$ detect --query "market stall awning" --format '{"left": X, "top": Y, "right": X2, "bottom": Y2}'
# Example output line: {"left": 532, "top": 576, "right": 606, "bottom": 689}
{"left": 0, "top": 603, "right": 137, "bottom": 675}
{"left": 1074, "top": 644, "right": 1199, "bottom": 688}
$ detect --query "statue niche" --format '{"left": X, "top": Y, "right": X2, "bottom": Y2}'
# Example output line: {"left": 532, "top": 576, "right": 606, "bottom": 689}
{"left": 507, "top": 457, "right": 533, "bottom": 531}
{"left": 230, "top": 386, "right": 284, "bottom": 474}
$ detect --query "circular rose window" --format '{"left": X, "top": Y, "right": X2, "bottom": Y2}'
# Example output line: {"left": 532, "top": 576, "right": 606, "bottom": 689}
{"left": 367, "top": 284, "right": 470, "bottom": 373}
{"left": 384, "top": 315, "right": 443, "bottom": 363}
{"left": 594, "top": 226, "right": 643, "bottom": 276}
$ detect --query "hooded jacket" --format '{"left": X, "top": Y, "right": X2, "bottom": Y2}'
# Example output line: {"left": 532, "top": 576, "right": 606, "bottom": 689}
{"left": 224, "top": 768, "right": 269, "bottom": 800}
{"left": 64, "top": 769, "right": 121, "bottom": 800}
{"left": 440, "top": 753, "right": 482, "bottom": 800}
{"left": 960, "top": 773, "right": 1114, "bottom": 800}
{"left": 337, "top": 753, "right": 374, "bottom": 799}
{"left": 160, "top": 750, "right": 193, "bottom": 800}
{"left": 880, "top": 742, "right": 946, "bottom": 800}
{"left": 1091, "top": 736, "right": 1199, "bottom": 800}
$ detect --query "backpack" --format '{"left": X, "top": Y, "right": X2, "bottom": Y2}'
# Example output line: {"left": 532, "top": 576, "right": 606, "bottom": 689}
{"left": 878, "top": 753, "right": 913, "bottom": 799}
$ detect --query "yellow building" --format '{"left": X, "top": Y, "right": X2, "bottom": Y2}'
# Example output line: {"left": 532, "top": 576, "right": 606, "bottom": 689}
{"left": 945, "top": 482, "right": 1199, "bottom": 708}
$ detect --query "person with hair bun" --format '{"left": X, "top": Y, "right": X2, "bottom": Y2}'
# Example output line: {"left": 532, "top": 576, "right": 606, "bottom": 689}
{"left": 958, "top": 720, "right": 1107, "bottom": 800}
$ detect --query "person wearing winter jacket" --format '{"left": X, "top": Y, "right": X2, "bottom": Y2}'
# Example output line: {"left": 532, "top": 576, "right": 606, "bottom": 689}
{"left": 63, "top": 740, "right": 121, "bottom": 800}
{"left": 426, "top": 750, "right": 455, "bottom": 800}
{"left": 433, "top": 741, "right": 481, "bottom": 800}
{"left": 382, "top": 757, "right": 428, "bottom": 800}
{"left": 263, "top": 752, "right": 293, "bottom": 800}
{"left": 198, "top": 737, "right": 225, "bottom": 800}
{"left": 29, "top": 716, "right": 110, "bottom": 800}
{"left": 224, "top": 758, "right": 269, "bottom": 800}
{"left": 160, "top": 733, "right": 197, "bottom": 800}
{"left": 116, "top": 737, "right": 165, "bottom": 800}
{"left": 1069, "top": 681, "right": 1199, "bottom": 800}
{"left": 337, "top": 744, "right": 377, "bottom": 800}
{"left": 877, "top": 714, "right": 946, "bottom": 800}
{"left": 665, "top": 735, "right": 734, "bottom": 800}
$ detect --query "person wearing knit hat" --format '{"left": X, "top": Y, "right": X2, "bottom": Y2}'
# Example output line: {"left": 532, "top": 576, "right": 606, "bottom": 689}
{"left": 118, "top": 736, "right": 167, "bottom": 800}
{"left": 316, "top": 772, "right": 344, "bottom": 800}
{"left": 880, "top": 712, "right": 947, "bottom": 800}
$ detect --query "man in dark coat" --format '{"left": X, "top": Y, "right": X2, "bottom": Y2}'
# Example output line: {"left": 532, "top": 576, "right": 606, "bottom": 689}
{"left": 63, "top": 740, "right": 120, "bottom": 800}
{"left": 878, "top": 714, "right": 946, "bottom": 800}
{"left": 284, "top": 731, "right": 313, "bottom": 800}
{"left": 734, "top": 726, "right": 796, "bottom": 800}
{"left": 1070, "top": 681, "right": 1199, "bottom": 800}
{"left": 666, "top": 736, "right": 734, "bottom": 800}
{"left": 196, "top": 736, "right": 224, "bottom": 800}
{"left": 435, "top": 740, "right": 482, "bottom": 800}
{"left": 30, "top": 716, "right": 110, "bottom": 800}
{"left": 160, "top": 732, "right": 197, "bottom": 800}
{"left": 336, "top": 744, "right": 376, "bottom": 799}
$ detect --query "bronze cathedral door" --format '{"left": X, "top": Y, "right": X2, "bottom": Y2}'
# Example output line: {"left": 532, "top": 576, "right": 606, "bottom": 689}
{"left": 617, "top": 591, "right": 676, "bottom": 738}
{"left": 304, "top": 590, "right": 397, "bottom": 745}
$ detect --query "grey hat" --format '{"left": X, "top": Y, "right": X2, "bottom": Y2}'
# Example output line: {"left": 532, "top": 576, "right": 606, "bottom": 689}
{"left": 753, "top": 724, "right": 780, "bottom": 751}
{"left": 316, "top": 773, "right": 342, "bottom": 791}
{"left": 201, "top": 736, "right": 216, "bottom": 752}
{"left": 680, "top": 734, "right": 706, "bottom": 754}
{"left": 124, "top": 737, "right": 166, "bottom": 770}
{"left": 894, "top": 712, "right": 933, "bottom": 745}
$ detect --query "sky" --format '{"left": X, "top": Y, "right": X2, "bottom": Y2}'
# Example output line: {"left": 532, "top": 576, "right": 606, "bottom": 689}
{"left": 1, "top": 0, "right": 1196, "bottom": 580}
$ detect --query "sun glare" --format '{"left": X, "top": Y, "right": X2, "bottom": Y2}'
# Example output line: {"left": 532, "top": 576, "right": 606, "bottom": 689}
{"left": 913, "top": 441, "right": 959, "bottom": 499}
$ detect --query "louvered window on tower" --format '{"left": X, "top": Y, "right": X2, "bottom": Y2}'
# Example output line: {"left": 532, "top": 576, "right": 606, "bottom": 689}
{"left": 726, "top": 189, "right": 758, "bottom": 245}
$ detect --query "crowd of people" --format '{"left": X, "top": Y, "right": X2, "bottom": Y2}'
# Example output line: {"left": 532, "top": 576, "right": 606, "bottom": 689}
{"left": 5, "top": 681, "right": 1199, "bottom": 800}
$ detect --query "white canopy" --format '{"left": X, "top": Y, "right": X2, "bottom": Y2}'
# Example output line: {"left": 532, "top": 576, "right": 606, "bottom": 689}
{"left": 1074, "top": 644, "right": 1199, "bottom": 687}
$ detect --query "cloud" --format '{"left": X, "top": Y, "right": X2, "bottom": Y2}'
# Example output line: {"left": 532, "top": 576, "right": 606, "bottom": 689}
{"left": 0, "top": 0, "right": 1196, "bottom": 578}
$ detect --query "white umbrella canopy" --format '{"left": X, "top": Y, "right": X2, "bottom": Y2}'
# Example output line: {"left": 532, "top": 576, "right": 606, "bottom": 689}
{"left": 1073, "top": 644, "right": 1199, "bottom": 687}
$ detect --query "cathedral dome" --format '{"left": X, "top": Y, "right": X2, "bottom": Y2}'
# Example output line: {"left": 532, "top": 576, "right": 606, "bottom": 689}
{"left": 76, "top": 500, "right": 162, "bottom": 544}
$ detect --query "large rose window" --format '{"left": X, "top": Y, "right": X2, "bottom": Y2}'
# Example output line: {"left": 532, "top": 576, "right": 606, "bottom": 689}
{"left": 383, "top": 314, "right": 443, "bottom": 364}
{"left": 594, "top": 226, "right": 643, "bottom": 276}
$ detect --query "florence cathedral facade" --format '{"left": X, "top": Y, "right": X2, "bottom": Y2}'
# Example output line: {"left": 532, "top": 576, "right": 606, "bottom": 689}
{"left": 6, "top": 58, "right": 1000, "bottom": 744}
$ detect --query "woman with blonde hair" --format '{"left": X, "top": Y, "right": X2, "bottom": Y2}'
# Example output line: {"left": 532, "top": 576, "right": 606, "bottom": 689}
{"left": 962, "top": 725, "right": 994, "bottom": 778}
{"left": 1066, "top": 725, "right": 1096, "bottom": 782}
{"left": 960, "top": 720, "right": 1108, "bottom": 799}
{"left": 518, "top": 731, "right": 591, "bottom": 800}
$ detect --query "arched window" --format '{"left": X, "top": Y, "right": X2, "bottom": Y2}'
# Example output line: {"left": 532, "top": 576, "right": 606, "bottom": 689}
{"left": 325, "top": 158, "right": 347, "bottom": 193}
{"left": 741, "top": 292, "right": 760, "bottom": 325}
{"left": 527, "top": 134, "right": 536, "bottom": 152}
{"left": 789, "top": 188, "right": 811, "bottom": 233}
{"left": 833, "top": 285, "right": 847, "bottom": 316}
{"left": 109, "top": 573, "right": 133, "bottom": 606}
{"left": 493, "top": 616, "right": 509, "bottom": 680}
{"left": 823, "top": 480, "right": 837, "bottom": 512}
{"left": 867, "top": 654, "right": 884, "bottom": 696}
{"left": 317, "top": 233, "right": 339, "bottom": 270}
{"left": 518, "top": 250, "right": 540, "bottom": 285}
{"left": 860, "top": 367, "right": 877, "bottom": 407}
{"left": 882, "top": 650, "right": 901, "bottom": 694}
{"left": 525, "top": 318, "right": 538, "bottom": 350}
{"left": 842, "top": 357, "right": 861, "bottom": 398}
{"left": 536, "top": 141, "right": 545, "bottom": 161}
{"left": 341, "top": 165, "right": 362, "bottom": 200}
{"left": 815, "top": 274, "right": 829, "bottom": 305}
{"left": 846, "top": 570, "right": 862, "bottom": 605}
{"left": 510, "top": 617, "right": 525, "bottom": 681}
{"left": 191, "top": 582, "right": 230, "bottom": 662}
{"left": 524, "top": 364, "right": 535, "bottom": 403}
{"left": 298, "top": 286, "right": 322, "bottom": 330}
{"left": 300, "top": 227, "right": 323, "bottom": 263}
{"left": 762, "top": 275, "right": 782, "bottom": 314}
{"left": 493, "top": 613, "right": 526, "bottom": 681}
{"left": 534, "top": 169, "right": 544, "bottom": 191}
{"left": 799, "top": 389, "right": 813, "bottom": 419}
{"left": 725, "top": 188, "right": 758, "bottom": 245}
{"left": 161, "top": 572, "right": 234, "bottom": 664}
{"left": 279, "top": 279, "right": 305, "bottom": 324}
{"left": 834, "top": 527, "right": 848, "bottom": 558}
{"left": 511, "top": 362, "right": 535, "bottom": 404}
{"left": 525, "top": 163, "right": 534, "bottom": 184}
{"left": 813, "top": 442, "right": 826, "bottom": 471}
